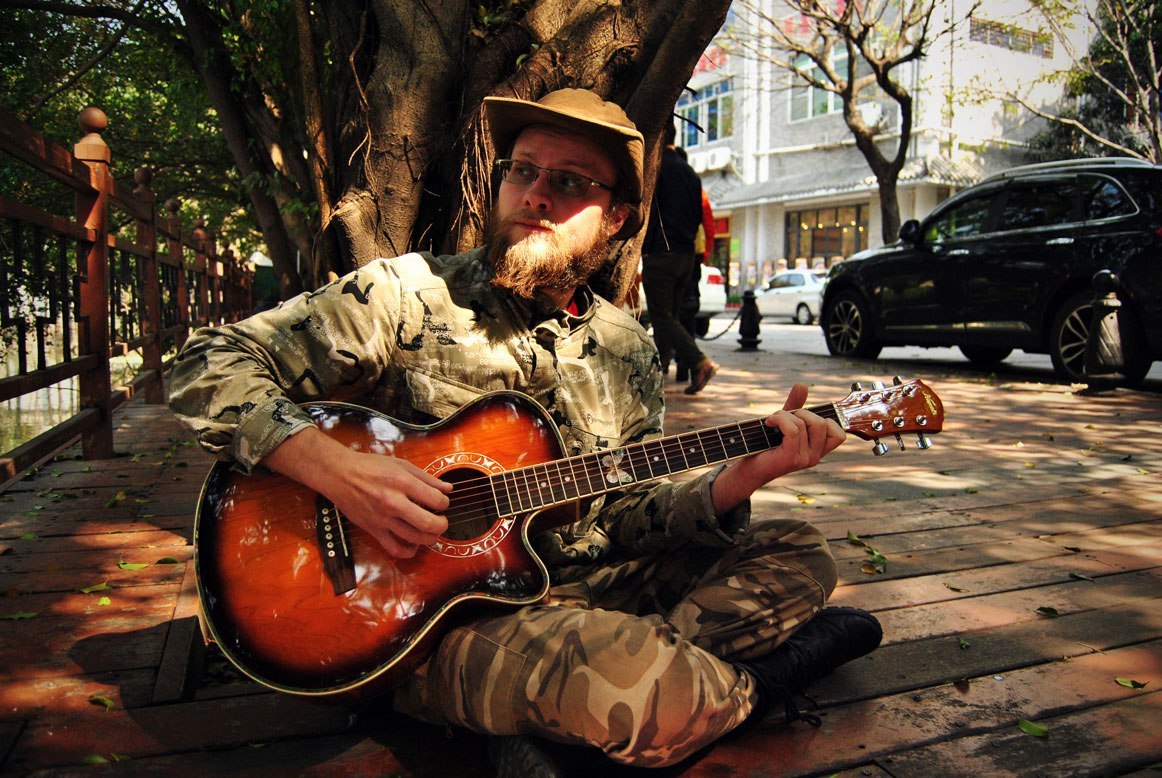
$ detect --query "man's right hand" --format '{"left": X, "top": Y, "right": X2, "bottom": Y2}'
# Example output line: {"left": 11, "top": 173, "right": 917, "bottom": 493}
{"left": 263, "top": 427, "right": 451, "bottom": 558}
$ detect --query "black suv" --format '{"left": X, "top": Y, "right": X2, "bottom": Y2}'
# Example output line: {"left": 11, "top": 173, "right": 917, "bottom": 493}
{"left": 820, "top": 158, "right": 1162, "bottom": 384}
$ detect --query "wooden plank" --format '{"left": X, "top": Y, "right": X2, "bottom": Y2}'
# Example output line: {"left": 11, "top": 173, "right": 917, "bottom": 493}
{"left": 681, "top": 642, "right": 1162, "bottom": 777}
{"left": 13, "top": 725, "right": 495, "bottom": 778}
{"left": 0, "top": 592, "right": 176, "bottom": 680}
{"left": 6, "top": 692, "right": 361, "bottom": 772}
{"left": 808, "top": 599, "right": 1162, "bottom": 706}
{"left": 151, "top": 562, "right": 205, "bottom": 704}
{"left": 880, "top": 692, "right": 1162, "bottom": 777}
{"left": 871, "top": 568, "right": 1162, "bottom": 646}
{"left": 0, "top": 558, "right": 187, "bottom": 594}
{"left": 830, "top": 542, "right": 1162, "bottom": 610}
{"left": 0, "top": 669, "right": 158, "bottom": 713}
{"left": 833, "top": 521, "right": 1162, "bottom": 583}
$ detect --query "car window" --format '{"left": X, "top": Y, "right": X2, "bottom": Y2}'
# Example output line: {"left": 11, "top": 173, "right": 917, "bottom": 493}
{"left": 768, "top": 274, "right": 803, "bottom": 289}
{"left": 924, "top": 194, "right": 993, "bottom": 243}
{"left": 1082, "top": 175, "right": 1138, "bottom": 220}
{"left": 995, "top": 180, "right": 1078, "bottom": 231}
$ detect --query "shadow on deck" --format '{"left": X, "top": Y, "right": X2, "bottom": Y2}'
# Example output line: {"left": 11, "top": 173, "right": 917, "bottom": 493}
{"left": 2, "top": 366, "right": 1161, "bottom": 776}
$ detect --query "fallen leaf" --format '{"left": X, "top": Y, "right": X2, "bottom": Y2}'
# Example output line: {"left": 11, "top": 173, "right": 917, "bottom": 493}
{"left": 155, "top": 557, "right": 179, "bottom": 564}
{"left": 80, "top": 581, "right": 113, "bottom": 594}
{"left": 958, "top": 638, "right": 970, "bottom": 650}
{"left": 1036, "top": 606, "right": 1061, "bottom": 618}
{"left": 89, "top": 695, "right": 115, "bottom": 712}
{"left": 1069, "top": 572, "right": 1094, "bottom": 582}
{"left": 944, "top": 583, "right": 968, "bottom": 592}
{"left": 1018, "top": 718, "right": 1048, "bottom": 737}
{"left": 98, "top": 596, "right": 112, "bottom": 606}
{"left": 104, "top": 490, "right": 127, "bottom": 508}
{"left": 796, "top": 494, "right": 815, "bottom": 505}
{"left": 1115, "top": 677, "right": 1148, "bottom": 690}
{"left": 2, "top": 611, "right": 38, "bottom": 620}
{"left": 118, "top": 560, "right": 149, "bottom": 571}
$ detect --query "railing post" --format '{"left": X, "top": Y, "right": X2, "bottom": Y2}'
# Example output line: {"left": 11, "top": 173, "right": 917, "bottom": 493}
{"left": 74, "top": 107, "right": 114, "bottom": 458}
{"left": 135, "top": 167, "right": 164, "bottom": 404}
{"left": 193, "top": 219, "right": 210, "bottom": 327}
{"left": 166, "top": 199, "right": 191, "bottom": 350}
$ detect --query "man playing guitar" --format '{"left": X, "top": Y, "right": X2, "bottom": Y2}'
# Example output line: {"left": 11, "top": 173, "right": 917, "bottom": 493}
{"left": 169, "top": 88, "right": 882, "bottom": 773}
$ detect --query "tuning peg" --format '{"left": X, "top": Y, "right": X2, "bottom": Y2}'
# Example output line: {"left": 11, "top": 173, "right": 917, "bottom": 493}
{"left": 895, "top": 434, "right": 906, "bottom": 451}
{"left": 851, "top": 381, "right": 863, "bottom": 391}
{"left": 871, "top": 381, "right": 886, "bottom": 390}
{"left": 892, "top": 375, "right": 903, "bottom": 385}
{"left": 872, "top": 441, "right": 889, "bottom": 456}
{"left": 917, "top": 433, "right": 934, "bottom": 450}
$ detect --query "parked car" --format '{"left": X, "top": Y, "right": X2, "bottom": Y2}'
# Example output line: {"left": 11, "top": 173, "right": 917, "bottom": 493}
{"left": 627, "top": 263, "right": 727, "bottom": 336}
{"left": 819, "top": 158, "right": 1162, "bottom": 384}
{"left": 756, "top": 270, "right": 825, "bottom": 325}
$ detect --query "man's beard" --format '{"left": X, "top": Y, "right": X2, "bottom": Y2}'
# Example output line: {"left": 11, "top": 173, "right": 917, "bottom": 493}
{"left": 485, "top": 207, "right": 617, "bottom": 301}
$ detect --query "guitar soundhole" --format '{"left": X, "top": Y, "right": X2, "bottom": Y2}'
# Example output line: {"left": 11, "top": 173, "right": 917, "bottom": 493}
{"left": 440, "top": 467, "right": 499, "bottom": 541}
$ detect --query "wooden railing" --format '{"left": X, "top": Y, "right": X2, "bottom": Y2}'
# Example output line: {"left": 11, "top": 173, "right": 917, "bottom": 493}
{"left": 0, "top": 107, "right": 252, "bottom": 485}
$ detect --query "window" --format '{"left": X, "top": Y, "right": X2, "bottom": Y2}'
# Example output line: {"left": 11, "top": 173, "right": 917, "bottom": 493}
{"left": 1083, "top": 176, "right": 1138, "bottom": 220}
{"left": 677, "top": 80, "right": 734, "bottom": 148}
{"left": 789, "top": 49, "right": 872, "bottom": 121}
{"left": 785, "top": 204, "right": 869, "bottom": 262}
{"left": 970, "top": 18, "right": 1053, "bottom": 58}
{"left": 995, "top": 181, "right": 1078, "bottom": 231}
{"left": 924, "top": 195, "right": 994, "bottom": 242}
{"left": 769, "top": 273, "right": 807, "bottom": 289}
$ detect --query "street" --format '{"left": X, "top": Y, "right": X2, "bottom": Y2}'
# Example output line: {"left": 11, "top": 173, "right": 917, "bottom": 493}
{"left": 700, "top": 314, "right": 1162, "bottom": 392}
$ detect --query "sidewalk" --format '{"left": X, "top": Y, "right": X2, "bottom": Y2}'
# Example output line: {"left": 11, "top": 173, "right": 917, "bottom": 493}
{"left": 1, "top": 336, "right": 1160, "bottom": 776}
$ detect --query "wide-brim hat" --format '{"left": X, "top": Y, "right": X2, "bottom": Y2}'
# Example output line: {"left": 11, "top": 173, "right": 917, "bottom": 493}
{"left": 483, "top": 89, "right": 645, "bottom": 239}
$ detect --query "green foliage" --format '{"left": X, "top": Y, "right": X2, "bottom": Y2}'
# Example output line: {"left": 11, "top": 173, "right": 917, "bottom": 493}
{"left": 1029, "top": 1, "right": 1162, "bottom": 161}
{"left": 0, "top": 6, "right": 260, "bottom": 254}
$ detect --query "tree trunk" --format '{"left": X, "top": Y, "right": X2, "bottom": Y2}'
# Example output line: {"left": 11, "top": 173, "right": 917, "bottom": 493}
{"left": 321, "top": 0, "right": 731, "bottom": 304}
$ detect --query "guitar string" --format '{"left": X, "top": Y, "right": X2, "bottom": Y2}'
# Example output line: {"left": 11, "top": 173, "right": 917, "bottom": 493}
{"left": 438, "top": 406, "right": 845, "bottom": 527}
{"left": 433, "top": 403, "right": 845, "bottom": 529}
{"left": 435, "top": 421, "right": 777, "bottom": 526}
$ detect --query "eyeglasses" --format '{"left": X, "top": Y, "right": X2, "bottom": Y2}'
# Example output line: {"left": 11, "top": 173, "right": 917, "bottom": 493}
{"left": 494, "top": 159, "right": 613, "bottom": 199}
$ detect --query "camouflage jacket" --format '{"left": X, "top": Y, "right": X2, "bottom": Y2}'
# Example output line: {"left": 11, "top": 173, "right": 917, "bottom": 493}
{"left": 168, "top": 249, "right": 749, "bottom": 571}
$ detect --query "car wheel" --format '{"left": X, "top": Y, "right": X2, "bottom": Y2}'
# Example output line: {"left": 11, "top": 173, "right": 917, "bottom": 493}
{"left": 823, "top": 290, "right": 882, "bottom": 359}
{"left": 1049, "top": 291, "right": 1092, "bottom": 382}
{"left": 794, "top": 303, "right": 814, "bottom": 326}
{"left": 959, "top": 345, "right": 1012, "bottom": 367}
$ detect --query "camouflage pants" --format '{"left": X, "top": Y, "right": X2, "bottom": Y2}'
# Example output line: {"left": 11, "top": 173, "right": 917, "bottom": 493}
{"left": 392, "top": 518, "right": 836, "bottom": 767}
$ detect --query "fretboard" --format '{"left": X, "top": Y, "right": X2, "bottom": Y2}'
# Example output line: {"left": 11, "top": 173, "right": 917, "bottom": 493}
{"left": 490, "top": 402, "right": 839, "bottom": 517}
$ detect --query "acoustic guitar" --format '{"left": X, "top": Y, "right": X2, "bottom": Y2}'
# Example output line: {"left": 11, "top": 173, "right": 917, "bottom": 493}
{"left": 194, "top": 378, "right": 943, "bottom": 701}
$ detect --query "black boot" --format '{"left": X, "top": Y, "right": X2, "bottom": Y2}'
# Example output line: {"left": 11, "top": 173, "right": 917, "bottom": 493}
{"left": 735, "top": 606, "right": 882, "bottom": 726}
{"left": 489, "top": 735, "right": 566, "bottom": 778}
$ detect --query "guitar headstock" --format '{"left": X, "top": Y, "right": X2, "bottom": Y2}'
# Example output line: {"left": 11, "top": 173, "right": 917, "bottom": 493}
{"left": 835, "top": 377, "right": 944, "bottom": 456}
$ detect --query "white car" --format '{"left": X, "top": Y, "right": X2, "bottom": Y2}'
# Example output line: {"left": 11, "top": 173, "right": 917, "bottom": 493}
{"left": 755, "top": 270, "right": 825, "bottom": 325}
{"left": 627, "top": 263, "right": 727, "bottom": 336}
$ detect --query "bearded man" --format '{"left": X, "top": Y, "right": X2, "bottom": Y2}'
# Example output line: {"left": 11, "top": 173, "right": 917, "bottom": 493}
{"left": 168, "top": 89, "right": 881, "bottom": 774}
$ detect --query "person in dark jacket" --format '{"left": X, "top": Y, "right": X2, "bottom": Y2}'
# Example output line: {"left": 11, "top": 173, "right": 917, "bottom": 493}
{"left": 641, "top": 121, "right": 718, "bottom": 394}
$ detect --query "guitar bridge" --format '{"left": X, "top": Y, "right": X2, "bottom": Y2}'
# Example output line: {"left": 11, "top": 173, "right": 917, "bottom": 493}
{"left": 316, "top": 495, "right": 357, "bottom": 595}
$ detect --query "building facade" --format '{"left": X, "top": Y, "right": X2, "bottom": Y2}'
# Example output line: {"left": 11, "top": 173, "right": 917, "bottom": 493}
{"left": 680, "top": 0, "right": 1095, "bottom": 292}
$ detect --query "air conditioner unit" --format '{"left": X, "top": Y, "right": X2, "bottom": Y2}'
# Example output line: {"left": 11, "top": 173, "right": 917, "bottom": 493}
{"left": 707, "top": 148, "right": 732, "bottom": 169}
{"left": 689, "top": 152, "right": 710, "bottom": 173}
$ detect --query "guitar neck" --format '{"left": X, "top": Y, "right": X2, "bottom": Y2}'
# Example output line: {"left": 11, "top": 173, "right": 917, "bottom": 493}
{"left": 487, "top": 402, "right": 838, "bottom": 518}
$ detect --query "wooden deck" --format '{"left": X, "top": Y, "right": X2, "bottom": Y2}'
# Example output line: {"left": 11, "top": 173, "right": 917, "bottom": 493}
{"left": 2, "top": 356, "right": 1161, "bottom": 776}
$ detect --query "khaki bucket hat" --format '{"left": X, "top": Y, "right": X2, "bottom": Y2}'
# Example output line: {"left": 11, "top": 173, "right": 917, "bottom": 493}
{"left": 483, "top": 88, "right": 645, "bottom": 239}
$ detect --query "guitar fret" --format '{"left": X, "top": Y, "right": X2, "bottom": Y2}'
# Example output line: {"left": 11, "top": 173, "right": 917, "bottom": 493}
{"left": 625, "top": 442, "right": 653, "bottom": 483}
{"left": 557, "top": 460, "right": 580, "bottom": 502}
{"left": 703, "top": 427, "right": 729, "bottom": 464}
